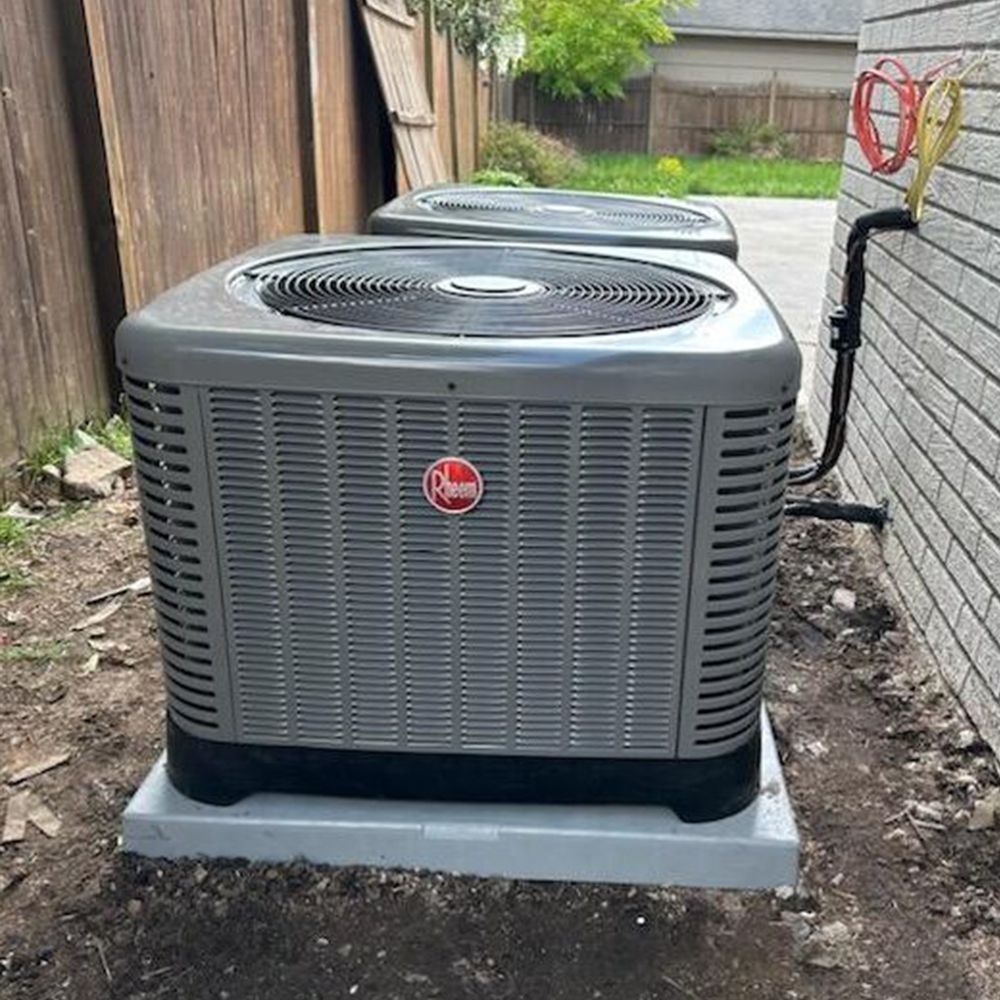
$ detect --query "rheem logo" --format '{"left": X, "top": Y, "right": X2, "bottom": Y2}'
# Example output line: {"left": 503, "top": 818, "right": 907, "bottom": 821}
{"left": 422, "top": 457, "right": 483, "bottom": 515}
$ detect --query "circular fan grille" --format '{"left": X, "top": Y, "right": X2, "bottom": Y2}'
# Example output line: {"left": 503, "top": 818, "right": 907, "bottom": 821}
{"left": 415, "top": 189, "right": 713, "bottom": 230}
{"left": 247, "top": 246, "right": 732, "bottom": 337}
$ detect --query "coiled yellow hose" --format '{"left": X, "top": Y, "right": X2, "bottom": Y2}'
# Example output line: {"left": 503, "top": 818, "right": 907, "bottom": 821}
{"left": 905, "top": 56, "right": 985, "bottom": 219}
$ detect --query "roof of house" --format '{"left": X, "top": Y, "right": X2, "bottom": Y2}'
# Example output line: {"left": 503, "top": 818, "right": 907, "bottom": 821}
{"left": 667, "top": 0, "right": 863, "bottom": 43}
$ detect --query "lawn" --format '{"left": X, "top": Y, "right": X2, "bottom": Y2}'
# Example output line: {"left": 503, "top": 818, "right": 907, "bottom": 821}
{"left": 566, "top": 153, "right": 842, "bottom": 199}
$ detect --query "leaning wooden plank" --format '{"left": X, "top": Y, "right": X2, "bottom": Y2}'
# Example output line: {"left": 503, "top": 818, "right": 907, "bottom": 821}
{"left": 26, "top": 794, "right": 62, "bottom": 838}
{"left": 364, "top": 0, "right": 416, "bottom": 29}
{"left": 7, "top": 753, "right": 71, "bottom": 786}
{"left": 2, "top": 792, "right": 30, "bottom": 844}
{"left": 357, "top": 0, "right": 447, "bottom": 189}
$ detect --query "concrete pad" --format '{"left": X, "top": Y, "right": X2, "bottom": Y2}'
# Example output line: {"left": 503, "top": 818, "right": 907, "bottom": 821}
{"left": 123, "top": 708, "right": 798, "bottom": 889}
{"left": 708, "top": 197, "right": 837, "bottom": 406}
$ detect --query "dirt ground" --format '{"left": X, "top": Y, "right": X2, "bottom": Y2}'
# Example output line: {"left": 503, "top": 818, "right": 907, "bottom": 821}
{"left": 2, "top": 479, "right": 1000, "bottom": 1000}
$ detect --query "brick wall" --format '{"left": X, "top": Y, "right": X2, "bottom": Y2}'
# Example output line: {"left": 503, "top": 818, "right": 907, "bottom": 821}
{"left": 809, "top": 0, "right": 1000, "bottom": 747}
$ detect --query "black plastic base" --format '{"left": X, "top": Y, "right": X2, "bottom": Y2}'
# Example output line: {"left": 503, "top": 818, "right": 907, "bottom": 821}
{"left": 166, "top": 717, "right": 761, "bottom": 824}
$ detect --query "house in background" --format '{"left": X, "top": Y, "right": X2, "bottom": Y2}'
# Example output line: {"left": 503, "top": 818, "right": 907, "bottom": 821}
{"left": 654, "top": 0, "right": 864, "bottom": 91}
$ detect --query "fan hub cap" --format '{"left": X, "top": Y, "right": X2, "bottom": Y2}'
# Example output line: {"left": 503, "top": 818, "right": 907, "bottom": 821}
{"left": 434, "top": 274, "right": 544, "bottom": 298}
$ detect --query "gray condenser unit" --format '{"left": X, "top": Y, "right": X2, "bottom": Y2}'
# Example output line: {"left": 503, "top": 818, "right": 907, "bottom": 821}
{"left": 118, "top": 236, "right": 799, "bottom": 822}
{"left": 370, "top": 184, "right": 740, "bottom": 259}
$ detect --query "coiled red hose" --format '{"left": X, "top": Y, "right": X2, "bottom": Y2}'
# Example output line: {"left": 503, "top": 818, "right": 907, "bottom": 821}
{"left": 852, "top": 55, "right": 962, "bottom": 174}
{"left": 852, "top": 56, "right": 920, "bottom": 174}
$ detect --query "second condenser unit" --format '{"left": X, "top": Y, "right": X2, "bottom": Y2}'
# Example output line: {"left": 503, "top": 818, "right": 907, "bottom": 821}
{"left": 370, "top": 184, "right": 740, "bottom": 258}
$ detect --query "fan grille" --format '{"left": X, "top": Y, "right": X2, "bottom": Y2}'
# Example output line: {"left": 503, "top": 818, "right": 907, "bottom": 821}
{"left": 415, "top": 189, "right": 714, "bottom": 230}
{"left": 248, "top": 246, "right": 732, "bottom": 337}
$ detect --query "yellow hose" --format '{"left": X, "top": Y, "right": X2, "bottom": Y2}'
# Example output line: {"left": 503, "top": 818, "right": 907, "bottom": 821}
{"left": 905, "top": 56, "right": 985, "bottom": 219}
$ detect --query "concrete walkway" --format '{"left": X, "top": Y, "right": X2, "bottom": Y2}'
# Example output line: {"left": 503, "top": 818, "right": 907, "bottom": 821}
{"left": 708, "top": 197, "right": 838, "bottom": 404}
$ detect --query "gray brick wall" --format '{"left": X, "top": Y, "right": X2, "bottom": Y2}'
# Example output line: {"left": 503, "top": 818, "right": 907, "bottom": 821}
{"left": 809, "top": 0, "right": 1000, "bottom": 747}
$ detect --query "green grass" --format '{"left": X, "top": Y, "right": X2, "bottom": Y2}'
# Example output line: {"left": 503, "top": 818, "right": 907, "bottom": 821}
{"left": 0, "top": 515, "right": 28, "bottom": 548}
{"left": 21, "top": 426, "right": 77, "bottom": 479}
{"left": 86, "top": 413, "right": 133, "bottom": 460}
{"left": 0, "top": 638, "right": 70, "bottom": 665}
{"left": 566, "top": 154, "right": 842, "bottom": 199}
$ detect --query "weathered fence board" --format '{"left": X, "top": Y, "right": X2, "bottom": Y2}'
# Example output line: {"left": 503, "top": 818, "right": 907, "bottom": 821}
{"left": 309, "top": 0, "right": 380, "bottom": 232}
{"left": 0, "top": 0, "right": 110, "bottom": 467}
{"left": 83, "top": 0, "right": 309, "bottom": 311}
{"left": 1, "top": 0, "right": 486, "bottom": 474}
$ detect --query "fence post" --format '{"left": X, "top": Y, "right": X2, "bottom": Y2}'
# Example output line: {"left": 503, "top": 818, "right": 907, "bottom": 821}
{"left": 445, "top": 27, "right": 460, "bottom": 178}
{"left": 646, "top": 65, "right": 657, "bottom": 155}
{"left": 472, "top": 59, "right": 481, "bottom": 167}
{"left": 768, "top": 70, "right": 778, "bottom": 125}
{"left": 423, "top": 0, "right": 435, "bottom": 109}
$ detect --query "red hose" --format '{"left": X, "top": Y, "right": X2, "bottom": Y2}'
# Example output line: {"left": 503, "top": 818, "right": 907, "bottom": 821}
{"left": 852, "top": 55, "right": 962, "bottom": 174}
{"left": 852, "top": 56, "right": 920, "bottom": 174}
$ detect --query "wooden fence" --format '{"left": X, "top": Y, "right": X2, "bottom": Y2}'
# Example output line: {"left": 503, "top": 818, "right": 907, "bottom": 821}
{"left": 512, "top": 74, "right": 849, "bottom": 160}
{"left": 0, "top": 0, "right": 487, "bottom": 473}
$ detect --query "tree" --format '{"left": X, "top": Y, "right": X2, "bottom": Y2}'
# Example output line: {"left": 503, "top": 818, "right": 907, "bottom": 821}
{"left": 412, "top": 0, "right": 519, "bottom": 59}
{"left": 517, "top": 0, "right": 690, "bottom": 100}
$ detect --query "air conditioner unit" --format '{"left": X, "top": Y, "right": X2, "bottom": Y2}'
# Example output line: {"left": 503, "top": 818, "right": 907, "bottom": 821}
{"left": 118, "top": 236, "right": 799, "bottom": 823}
{"left": 370, "top": 185, "right": 740, "bottom": 259}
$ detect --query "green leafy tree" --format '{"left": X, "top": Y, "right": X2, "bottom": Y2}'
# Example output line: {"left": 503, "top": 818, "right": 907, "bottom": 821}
{"left": 518, "top": 0, "right": 690, "bottom": 99}
{"left": 412, "top": 0, "right": 519, "bottom": 58}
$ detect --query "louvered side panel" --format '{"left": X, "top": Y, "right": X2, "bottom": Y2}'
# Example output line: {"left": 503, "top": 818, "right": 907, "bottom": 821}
{"left": 396, "top": 399, "right": 452, "bottom": 747}
{"left": 272, "top": 392, "right": 344, "bottom": 745}
{"left": 678, "top": 398, "right": 795, "bottom": 757}
{"left": 200, "top": 389, "right": 705, "bottom": 758}
{"left": 335, "top": 396, "right": 399, "bottom": 746}
{"left": 125, "top": 378, "right": 231, "bottom": 739}
{"left": 569, "top": 407, "right": 632, "bottom": 751}
{"left": 625, "top": 408, "right": 700, "bottom": 752}
{"left": 206, "top": 388, "right": 289, "bottom": 742}
{"left": 456, "top": 401, "right": 513, "bottom": 750}
{"left": 514, "top": 405, "right": 573, "bottom": 752}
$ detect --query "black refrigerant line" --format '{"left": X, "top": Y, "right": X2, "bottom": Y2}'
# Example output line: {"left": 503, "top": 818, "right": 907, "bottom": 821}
{"left": 784, "top": 206, "right": 918, "bottom": 528}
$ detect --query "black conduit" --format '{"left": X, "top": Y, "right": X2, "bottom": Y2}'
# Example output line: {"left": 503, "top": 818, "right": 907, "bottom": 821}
{"left": 784, "top": 207, "right": 918, "bottom": 526}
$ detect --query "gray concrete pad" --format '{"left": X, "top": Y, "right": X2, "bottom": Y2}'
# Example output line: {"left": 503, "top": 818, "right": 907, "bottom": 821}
{"left": 123, "top": 708, "right": 798, "bottom": 889}
{"left": 707, "top": 197, "right": 838, "bottom": 405}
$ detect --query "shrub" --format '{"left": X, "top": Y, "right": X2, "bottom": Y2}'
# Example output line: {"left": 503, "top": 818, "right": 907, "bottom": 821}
{"left": 655, "top": 155, "right": 686, "bottom": 196}
{"left": 479, "top": 121, "right": 582, "bottom": 187}
{"left": 470, "top": 168, "right": 530, "bottom": 187}
{"left": 709, "top": 121, "right": 796, "bottom": 159}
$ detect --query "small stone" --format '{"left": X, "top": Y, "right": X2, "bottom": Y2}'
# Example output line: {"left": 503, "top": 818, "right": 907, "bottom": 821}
{"left": 798, "top": 920, "right": 853, "bottom": 969}
{"left": 954, "top": 728, "right": 979, "bottom": 750}
{"left": 61, "top": 445, "right": 131, "bottom": 501}
{"left": 968, "top": 789, "right": 1000, "bottom": 831}
{"left": 805, "top": 740, "right": 829, "bottom": 758}
{"left": 831, "top": 588, "right": 857, "bottom": 613}
{"left": 127, "top": 899, "right": 142, "bottom": 916}
{"left": 193, "top": 865, "right": 208, "bottom": 884}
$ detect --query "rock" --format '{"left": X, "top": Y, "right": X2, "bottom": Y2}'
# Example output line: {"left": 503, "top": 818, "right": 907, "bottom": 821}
{"left": 797, "top": 920, "right": 853, "bottom": 969}
{"left": 968, "top": 789, "right": 1000, "bottom": 831}
{"left": 60, "top": 445, "right": 131, "bottom": 501}
{"left": 37, "top": 464, "right": 64, "bottom": 499}
{"left": 831, "top": 588, "right": 857, "bottom": 613}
